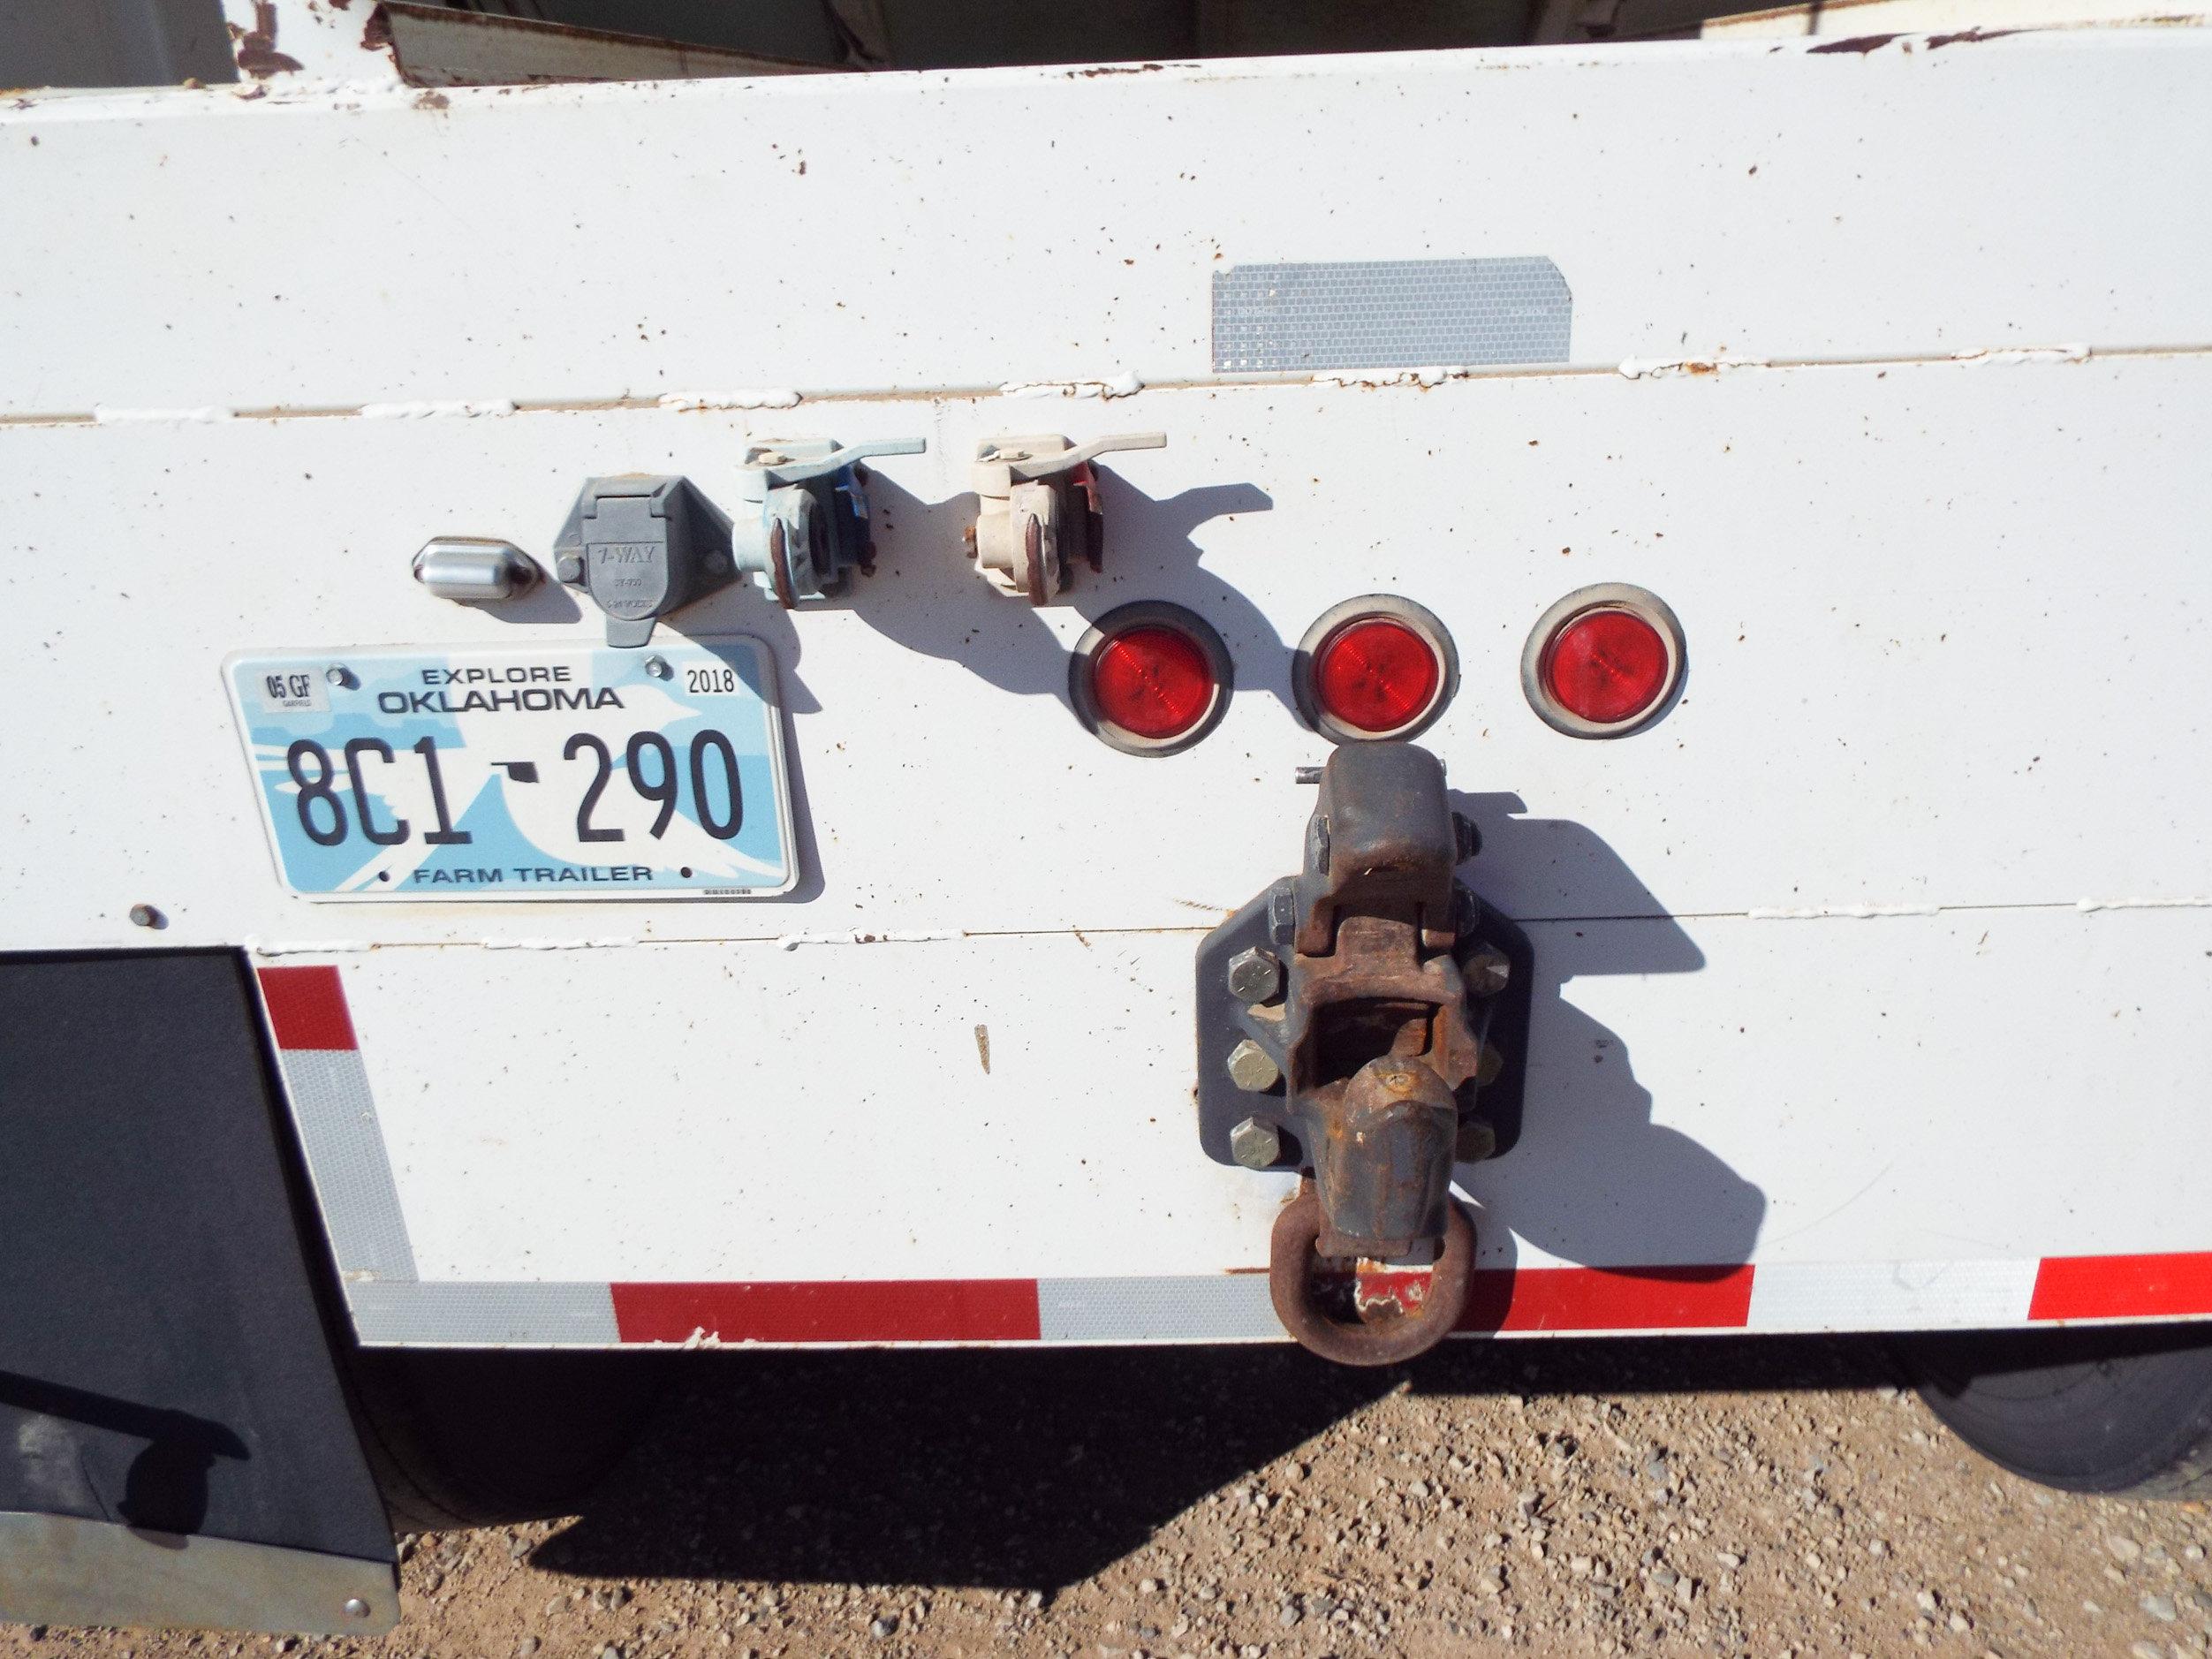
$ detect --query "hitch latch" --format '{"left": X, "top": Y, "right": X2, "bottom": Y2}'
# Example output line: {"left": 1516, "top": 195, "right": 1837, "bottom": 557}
{"left": 1194, "top": 742, "right": 1524, "bottom": 1365}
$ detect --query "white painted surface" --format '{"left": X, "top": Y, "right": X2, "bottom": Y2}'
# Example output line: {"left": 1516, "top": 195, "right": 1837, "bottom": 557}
{"left": 6, "top": 37, "right": 2212, "bottom": 1329}
{"left": 325, "top": 904, "right": 2211, "bottom": 1285}
{"left": 7, "top": 31, "right": 2212, "bottom": 413}
{"left": 7, "top": 356, "right": 2211, "bottom": 946}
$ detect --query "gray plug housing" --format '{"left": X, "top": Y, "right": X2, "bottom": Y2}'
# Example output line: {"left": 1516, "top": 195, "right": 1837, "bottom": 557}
{"left": 552, "top": 476, "right": 735, "bottom": 648}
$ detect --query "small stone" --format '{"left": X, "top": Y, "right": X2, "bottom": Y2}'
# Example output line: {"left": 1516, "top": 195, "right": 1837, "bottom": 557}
{"left": 1948, "top": 1612, "right": 1971, "bottom": 1632}
{"left": 2110, "top": 1535, "right": 2145, "bottom": 1564}
{"left": 2142, "top": 1593, "right": 2178, "bottom": 1623}
{"left": 1140, "top": 1579, "right": 1162, "bottom": 1595}
{"left": 1277, "top": 1605, "right": 1301, "bottom": 1628}
{"left": 868, "top": 1616, "right": 898, "bottom": 1640}
{"left": 1867, "top": 1540, "right": 1888, "bottom": 1557}
{"left": 598, "top": 1647, "right": 622, "bottom": 1659}
{"left": 1408, "top": 1481, "right": 1431, "bottom": 1499}
{"left": 1025, "top": 1591, "right": 1043, "bottom": 1610}
{"left": 515, "top": 1641, "right": 539, "bottom": 1659}
{"left": 1673, "top": 1578, "right": 1696, "bottom": 1606}
{"left": 2131, "top": 1643, "right": 2164, "bottom": 1659}
{"left": 1716, "top": 1551, "right": 1743, "bottom": 1570}
{"left": 1915, "top": 1590, "right": 1939, "bottom": 1614}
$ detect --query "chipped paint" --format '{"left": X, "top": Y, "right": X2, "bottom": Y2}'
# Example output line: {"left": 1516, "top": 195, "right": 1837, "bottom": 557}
{"left": 1951, "top": 344, "right": 2090, "bottom": 365}
{"left": 774, "top": 928, "right": 966, "bottom": 951}
{"left": 999, "top": 372, "right": 1144, "bottom": 400}
{"left": 1315, "top": 366, "right": 1466, "bottom": 390}
{"left": 657, "top": 390, "right": 803, "bottom": 411}
{"left": 1617, "top": 356, "right": 1770, "bottom": 380}
{"left": 360, "top": 398, "right": 517, "bottom": 419}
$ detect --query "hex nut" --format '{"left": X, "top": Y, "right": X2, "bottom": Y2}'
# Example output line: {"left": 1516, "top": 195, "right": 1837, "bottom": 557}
{"left": 1226, "top": 1038, "right": 1282, "bottom": 1093}
{"left": 1466, "top": 948, "right": 1511, "bottom": 996}
{"left": 1475, "top": 1042, "right": 1506, "bottom": 1087}
{"left": 1225, "top": 946, "right": 1283, "bottom": 1004}
{"left": 1230, "top": 1116, "right": 1283, "bottom": 1170}
{"left": 555, "top": 552, "right": 586, "bottom": 584}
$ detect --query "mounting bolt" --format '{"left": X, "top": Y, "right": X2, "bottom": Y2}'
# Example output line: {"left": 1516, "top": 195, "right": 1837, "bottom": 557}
{"left": 555, "top": 552, "right": 585, "bottom": 584}
{"left": 1452, "top": 812, "right": 1481, "bottom": 861}
{"left": 1230, "top": 1116, "right": 1282, "bottom": 1170}
{"left": 127, "top": 904, "right": 163, "bottom": 929}
{"left": 1225, "top": 946, "right": 1282, "bottom": 1004}
{"left": 644, "top": 655, "right": 672, "bottom": 680}
{"left": 342, "top": 1598, "right": 371, "bottom": 1619}
{"left": 1475, "top": 1042, "right": 1506, "bottom": 1087}
{"left": 325, "top": 665, "right": 352, "bottom": 688}
{"left": 1226, "top": 1038, "right": 1281, "bottom": 1093}
{"left": 1466, "top": 948, "right": 1511, "bottom": 996}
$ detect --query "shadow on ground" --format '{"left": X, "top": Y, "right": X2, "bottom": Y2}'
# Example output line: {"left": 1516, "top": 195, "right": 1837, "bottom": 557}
{"left": 534, "top": 1335, "right": 1908, "bottom": 1594}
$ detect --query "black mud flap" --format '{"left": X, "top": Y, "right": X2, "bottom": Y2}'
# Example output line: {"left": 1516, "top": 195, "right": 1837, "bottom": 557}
{"left": 0, "top": 951, "right": 398, "bottom": 1633}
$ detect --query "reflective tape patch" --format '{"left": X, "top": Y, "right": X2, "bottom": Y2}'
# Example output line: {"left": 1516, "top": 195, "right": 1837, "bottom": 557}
{"left": 1459, "top": 1264, "right": 1757, "bottom": 1333}
{"left": 351, "top": 1281, "right": 619, "bottom": 1345}
{"left": 1036, "top": 1274, "right": 1280, "bottom": 1343}
{"left": 609, "top": 1279, "right": 1043, "bottom": 1345}
{"left": 255, "top": 968, "right": 415, "bottom": 1284}
{"left": 1746, "top": 1259, "right": 2039, "bottom": 1331}
{"left": 2029, "top": 1252, "right": 2212, "bottom": 1321}
{"left": 1211, "top": 255, "right": 1572, "bottom": 374}
{"left": 257, "top": 964, "right": 358, "bottom": 1050}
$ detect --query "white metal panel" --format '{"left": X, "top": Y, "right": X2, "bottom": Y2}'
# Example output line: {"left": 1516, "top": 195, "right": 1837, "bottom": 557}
{"left": 11, "top": 35, "right": 2212, "bottom": 1337}
{"left": 328, "top": 900, "right": 2211, "bottom": 1284}
{"left": 5, "top": 32, "right": 2212, "bottom": 414}
{"left": 6, "top": 353, "right": 2210, "bottom": 949}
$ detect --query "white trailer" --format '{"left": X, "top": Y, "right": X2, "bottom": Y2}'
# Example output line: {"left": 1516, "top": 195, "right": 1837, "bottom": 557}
{"left": 4, "top": 6, "right": 2211, "bottom": 1633}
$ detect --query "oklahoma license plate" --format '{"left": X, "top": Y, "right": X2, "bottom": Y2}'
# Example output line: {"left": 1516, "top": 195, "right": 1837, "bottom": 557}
{"left": 225, "top": 640, "right": 797, "bottom": 899}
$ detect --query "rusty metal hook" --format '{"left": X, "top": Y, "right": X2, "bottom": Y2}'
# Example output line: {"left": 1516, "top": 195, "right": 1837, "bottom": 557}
{"left": 1269, "top": 1182, "right": 1474, "bottom": 1367}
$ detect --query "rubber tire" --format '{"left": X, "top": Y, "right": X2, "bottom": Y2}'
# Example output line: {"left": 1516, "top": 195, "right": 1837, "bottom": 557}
{"left": 345, "top": 1346, "right": 666, "bottom": 1532}
{"left": 1902, "top": 1323, "right": 2212, "bottom": 1497}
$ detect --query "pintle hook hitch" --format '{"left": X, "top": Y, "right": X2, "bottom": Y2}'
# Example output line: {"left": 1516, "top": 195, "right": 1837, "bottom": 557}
{"left": 1194, "top": 742, "right": 1524, "bottom": 1366}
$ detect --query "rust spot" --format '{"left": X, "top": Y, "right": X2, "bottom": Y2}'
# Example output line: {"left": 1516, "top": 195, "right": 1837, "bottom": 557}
{"left": 1927, "top": 27, "right": 2024, "bottom": 47}
{"left": 1072, "top": 62, "right": 1167, "bottom": 77}
{"left": 236, "top": 1, "right": 304, "bottom": 76}
{"left": 329, "top": 0, "right": 350, "bottom": 9}
{"left": 1807, "top": 33, "right": 1899, "bottom": 55}
{"left": 413, "top": 88, "right": 449, "bottom": 110}
{"left": 1684, "top": 360, "right": 1717, "bottom": 375}
{"left": 973, "top": 1024, "right": 990, "bottom": 1074}
{"left": 360, "top": 4, "right": 392, "bottom": 51}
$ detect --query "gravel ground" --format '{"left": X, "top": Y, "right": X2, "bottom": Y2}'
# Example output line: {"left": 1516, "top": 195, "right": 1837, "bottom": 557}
{"left": 10, "top": 1335, "right": 2212, "bottom": 1659}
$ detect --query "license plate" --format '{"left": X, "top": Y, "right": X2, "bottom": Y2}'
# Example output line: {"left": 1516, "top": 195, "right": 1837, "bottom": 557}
{"left": 225, "top": 640, "right": 797, "bottom": 900}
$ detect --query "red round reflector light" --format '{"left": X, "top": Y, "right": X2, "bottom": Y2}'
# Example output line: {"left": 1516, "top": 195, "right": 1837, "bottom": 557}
{"left": 1071, "top": 602, "right": 1233, "bottom": 755}
{"left": 1314, "top": 618, "right": 1443, "bottom": 736}
{"left": 1521, "top": 584, "right": 1686, "bottom": 738}
{"left": 1091, "top": 625, "right": 1215, "bottom": 739}
{"left": 1293, "top": 596, "right": 1459, "bottom": 743}
{"left": 1544, "top": 609, "right": 1670, "bottom": 725}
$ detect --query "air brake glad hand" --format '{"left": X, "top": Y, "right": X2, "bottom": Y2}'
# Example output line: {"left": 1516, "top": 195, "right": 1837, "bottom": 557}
{"left": 966, "top": 432, "right": 1166, "bottom": 604}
